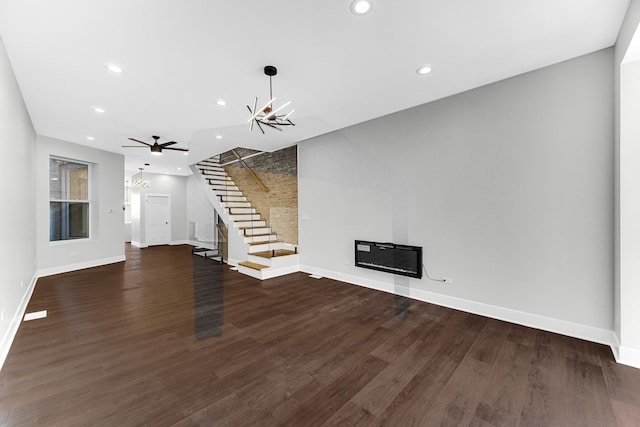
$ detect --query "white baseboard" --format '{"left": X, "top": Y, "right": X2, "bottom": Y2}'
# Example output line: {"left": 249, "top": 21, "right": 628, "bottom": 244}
{"left": 0, "top": 273, "right": 38, "bottom": 372}
{"left": 37, "top": 255, "right": 126, "bottom": 278}
{"left": 261, "top": 264, "right": 301, "bottom": 280}
{"left": 300, "top": 265, "right": 616, "bottom": 348}
{"left": 618, "top": 346, "right": 640, "bottom": 369}
{"left": 170, "top": 240, "right": 190, "bottom": 246}
{"left": 612, "top": 333, "right": 640, "bottom": 369}
{"left": 131, "top": 241, "right": 146, "bottom": 248}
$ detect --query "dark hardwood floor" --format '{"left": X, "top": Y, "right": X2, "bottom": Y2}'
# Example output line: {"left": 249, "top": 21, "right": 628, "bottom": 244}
{"left": 1, "top": 244, "right": 640, "bottom": 426}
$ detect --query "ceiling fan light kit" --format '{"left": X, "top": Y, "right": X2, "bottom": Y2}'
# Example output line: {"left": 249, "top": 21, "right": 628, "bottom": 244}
{"left": 247, "top": 65, "right": 295, "bottom": 134}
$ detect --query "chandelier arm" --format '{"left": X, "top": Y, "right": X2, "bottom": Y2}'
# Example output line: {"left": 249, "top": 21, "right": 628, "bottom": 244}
{"left": 260, "top": 120, "right": 283, "bottom": 131}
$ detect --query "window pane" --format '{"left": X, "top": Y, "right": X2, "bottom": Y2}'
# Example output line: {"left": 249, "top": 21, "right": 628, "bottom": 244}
{"left": 50, "top": 202, "right": 89, "bottom": 241}
{"left": 50, "top": 158, "right": 88, "bottom": 200}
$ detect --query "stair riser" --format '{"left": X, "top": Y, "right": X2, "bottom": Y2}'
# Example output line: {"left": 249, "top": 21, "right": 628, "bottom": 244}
{"left": 247, "top": 254, "right": 299, "bottom": 268}
{"left": 229, "top": 208, "right": 256, "bottom": 214}
{"left": 198, "top": 166, "right": 225, "bottom": 172}
{"left": 211, "top": 185, "right": 239, "bottom": 191}
{"left": 213, "top": 190, "right": 243, "bottom": 196}
{"left": 200, "top": 171, "right": 227, "bottom": 176}
{"left": 220, "top": 196, "right": 247, "bottom": 202}
{"left": 241, "top": 227, "right": 271, "bottom": 235}
{"left": 230, "top": 214, "right": 261, "bottom": 221}
{"left": 221, "top": 202, "right": 252, "bottom": 208}
{"left": 244, "top": 235, "right": 277, "bottom": 243}
{"left": 234, "top": 220, "right": 266, "bottom": 227}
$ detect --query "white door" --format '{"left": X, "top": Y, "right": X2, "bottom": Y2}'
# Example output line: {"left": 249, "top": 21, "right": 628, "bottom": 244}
{"left": 146, "top": 194, "right": 171, "bottom": 246}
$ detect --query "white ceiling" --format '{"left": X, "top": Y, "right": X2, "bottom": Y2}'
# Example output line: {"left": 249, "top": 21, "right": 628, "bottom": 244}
{"left": 0, "top": 0, "right": 630, "bottom": 177}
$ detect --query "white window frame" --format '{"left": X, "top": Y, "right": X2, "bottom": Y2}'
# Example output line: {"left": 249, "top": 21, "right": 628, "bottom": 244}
{"left": 49, "top": 156, "right": 92, "bottom": 243}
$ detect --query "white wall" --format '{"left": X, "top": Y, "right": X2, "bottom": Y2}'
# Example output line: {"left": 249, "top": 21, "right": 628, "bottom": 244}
{"left": 129, "top": 172, "right": 188, "bottom": 246}
{"left": 36, "top": 136, "right": 125, "bottom": 276}
{"left": 0, "top": 37, "right": 37, "bottom": 370}
{"left": 299, "top": 48, "right": 614, "bottom": 343}
{"left": 615, "top": 0, "right": 640, "bottom": 368}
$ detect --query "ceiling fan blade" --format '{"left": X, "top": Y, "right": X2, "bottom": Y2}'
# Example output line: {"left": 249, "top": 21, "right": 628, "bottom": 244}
{"left": 163, "top": 147, "right": 189, "bottom": 152}
{"left": 122, "top": 145, "right": 149, "bottom": 148}
{"left": 159, "top": 141, "right": 178, "bottom": 147}
{"left": 127, "top": 138, "right": 152, "bottom": 147}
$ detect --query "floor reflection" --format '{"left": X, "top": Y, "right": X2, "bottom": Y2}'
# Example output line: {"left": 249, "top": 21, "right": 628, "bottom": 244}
{"left": 395, "top": 295, "right": 410, "bottom": 320}
{"left": 192, "top": 253, "right": 224, "bottom": 339}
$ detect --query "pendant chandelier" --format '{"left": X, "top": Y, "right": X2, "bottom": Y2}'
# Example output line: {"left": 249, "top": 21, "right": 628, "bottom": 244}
{"left": 247, "top": 65, "right": 295, "bottom": 133}
{"left": 132, "top": 167, "right": 151, "bottom": 188}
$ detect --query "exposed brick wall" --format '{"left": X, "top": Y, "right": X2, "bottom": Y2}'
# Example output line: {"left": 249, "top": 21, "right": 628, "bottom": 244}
{"left": 224, "top": 146, "right": 298, "bottom": 244}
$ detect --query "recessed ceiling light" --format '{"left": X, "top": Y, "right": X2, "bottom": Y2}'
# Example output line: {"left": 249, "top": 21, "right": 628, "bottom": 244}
{"left": 86, "top": 136, "right": 95, "bottom": 141}
{"left": 216, "top": 99, "right": 227, "bottom": 106}
{"left": 93, "top": 107, "right": 105, "bottom": 113}
{"left": 105, "top": 63, "right": 123, "bottom": 73}
{"left": 416, "top": 65, "right": 433, "bottom": 75}
{"left": 351, "top": 0, "right": 373, "bottom": 15}
{"left": 177, "top": 167, "right": 182, "bottom": 171}
{"left": 216, "top": 135, "right": 222, "bottom": 139}
{"left": 184, "top": 152, "right": 189, "bottom": 156}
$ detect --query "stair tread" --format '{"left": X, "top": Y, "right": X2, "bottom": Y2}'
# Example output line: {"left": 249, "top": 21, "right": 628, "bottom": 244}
{"left": 248, "top": 240, "right": 282, "bottom": 246}
{"left": 238, "top": 261, "right": 269, "bottom": 270}
{"left": 251, "top": 250, "right": 297, "bottom": 259}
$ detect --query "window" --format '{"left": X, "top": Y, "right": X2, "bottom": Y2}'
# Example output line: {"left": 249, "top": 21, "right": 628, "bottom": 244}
{"left": 49, "top": 157, "right": 90, "bottom": 241}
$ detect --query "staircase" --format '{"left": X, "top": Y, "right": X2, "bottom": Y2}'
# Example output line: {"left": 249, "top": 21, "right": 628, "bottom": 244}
{"left": 192, "top": 157, "right": 299, "bottom": 280}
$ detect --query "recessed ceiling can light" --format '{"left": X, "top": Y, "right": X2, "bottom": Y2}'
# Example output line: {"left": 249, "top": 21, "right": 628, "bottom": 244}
{"left": 351, "top": 0, "right": 373, "bottom": 15}
{"left": 105, "top": 63, "right": 123, "bottom": 73}
{"left": 416, "top": 65, "right": 433, "bottom": 75}
{"left": 86, "top": 136, "right": 95, "bottom": 141}
{"left": 93, "top": 107, "right": 105, "bottom": 113}
{"left": 216, "top": 99, "right": 227, "bottom": 106}
{"left": 216, "top": 135, "right": 222, "bottom": 139}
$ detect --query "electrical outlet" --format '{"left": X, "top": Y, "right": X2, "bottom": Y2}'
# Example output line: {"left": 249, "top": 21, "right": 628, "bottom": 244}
{"left": 443, "top": 277, "right": 453, "bottom": 284}
{"left": 20, "top": 280, "right": 23, "bottom": 288}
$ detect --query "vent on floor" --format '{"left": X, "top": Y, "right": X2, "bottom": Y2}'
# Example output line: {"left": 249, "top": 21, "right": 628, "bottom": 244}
{"left": 24, "top": 310, "right": 47, "bottom": 321}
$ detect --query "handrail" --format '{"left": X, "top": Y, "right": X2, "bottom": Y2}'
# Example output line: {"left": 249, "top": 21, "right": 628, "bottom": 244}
{"left": 231, "top": 149, "right": 269, "bottom": 193}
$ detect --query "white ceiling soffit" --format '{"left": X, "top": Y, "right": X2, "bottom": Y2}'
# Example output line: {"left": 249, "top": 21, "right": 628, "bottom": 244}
{"left": 0, "top": 0, "right": 630, "bottom": 176}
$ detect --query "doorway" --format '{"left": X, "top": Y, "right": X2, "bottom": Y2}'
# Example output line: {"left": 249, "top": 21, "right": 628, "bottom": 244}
{"left": 146, "top": 194, "right": 171, "bottom": 246}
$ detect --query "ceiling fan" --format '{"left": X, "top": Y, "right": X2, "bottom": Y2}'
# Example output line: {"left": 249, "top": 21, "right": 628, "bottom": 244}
{"left": 122, "top": 135, "right": 188, "bottom": 156}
